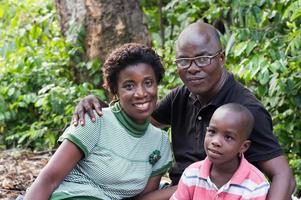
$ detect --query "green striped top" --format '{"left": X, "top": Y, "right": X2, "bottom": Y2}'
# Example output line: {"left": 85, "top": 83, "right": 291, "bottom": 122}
{"left": 50, "top": 106, "right": 172, "bottom": 200}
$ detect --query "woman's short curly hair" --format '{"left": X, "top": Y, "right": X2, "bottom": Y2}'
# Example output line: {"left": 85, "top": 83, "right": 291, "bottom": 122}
{"left": 102, "top": 43, "right": 165, "bottom": 95}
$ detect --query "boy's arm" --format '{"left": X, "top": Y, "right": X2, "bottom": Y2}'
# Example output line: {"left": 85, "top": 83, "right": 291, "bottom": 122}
{"left": 258, "top": 155, "right": 295, "bottom": 200}
{"left": 24, "top": 140, "right": 83, "bottom": 200}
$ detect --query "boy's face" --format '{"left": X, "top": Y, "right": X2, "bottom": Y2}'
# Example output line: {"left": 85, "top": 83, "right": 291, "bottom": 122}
{"left": 204, "top": 108, "right": 250, "bottom": 166}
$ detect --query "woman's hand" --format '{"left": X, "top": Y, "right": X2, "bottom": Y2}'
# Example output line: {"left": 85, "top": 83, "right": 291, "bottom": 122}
{"left": 72, "top": 94, "right": 108, "bottom": 126}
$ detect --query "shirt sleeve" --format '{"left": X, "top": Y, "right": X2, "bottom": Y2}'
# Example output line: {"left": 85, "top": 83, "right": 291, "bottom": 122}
{"left": 150, "top": 131, "right": 173, "bottom": 177}
{"left": 244, "top": 104, "right": 283, "bottom": 162}
{"left": 170, "top": 168, "right": 193, "bottom": 200}
{"left": 58, "top": 111, "right": 102, "bottom": 158}
{"left": 151, "top": 88, "right": 178, "bottom": 125}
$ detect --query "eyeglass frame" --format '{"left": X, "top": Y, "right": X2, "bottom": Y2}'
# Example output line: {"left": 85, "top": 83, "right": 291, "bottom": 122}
{"left": 175, "top": 49, "right": 224, "bottom": 69}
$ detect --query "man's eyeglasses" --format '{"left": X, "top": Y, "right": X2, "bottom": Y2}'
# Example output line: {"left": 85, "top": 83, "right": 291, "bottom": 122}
{"left": 175, "top": 49, "right": 223, "bottom": 69}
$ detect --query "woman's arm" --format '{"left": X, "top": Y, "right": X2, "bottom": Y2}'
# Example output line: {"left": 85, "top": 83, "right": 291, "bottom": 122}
{"left": 24, "top": 140, "right": 83, "bottom": 200}
{"left": 135, "top": 176, "right": 177, "bottom": 200}
{"left": 136, "top": 175, "right": 161, "bottom": 198}
{"left": 137, "top": 186, "right": 177, "bottom": 200}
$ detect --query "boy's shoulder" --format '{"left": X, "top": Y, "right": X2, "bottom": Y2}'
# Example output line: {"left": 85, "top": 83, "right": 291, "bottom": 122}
{"left": 244, "top": 160, "right": 269, "bottom": 182}
{"left": 183, "top": 160, "right": 206, "bottom": 176}
{"left": 235, "top": 155, "right": 269, "bottom": 186}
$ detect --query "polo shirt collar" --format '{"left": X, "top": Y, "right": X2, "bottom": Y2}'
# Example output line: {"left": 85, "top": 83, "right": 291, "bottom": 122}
{"left": 199, "top": 156, "right": 211, "bottom": 178}
{"left": 210, "top": 73, "right": 236, "bottom": 107}
{"left": 228, "top": 153, "right": 251, "bottom": 184}
{"left": 199, "top": 154, "right": 250, "bottom": 186}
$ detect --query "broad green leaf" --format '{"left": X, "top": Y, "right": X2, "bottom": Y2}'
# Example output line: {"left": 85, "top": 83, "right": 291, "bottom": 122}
{"left": 233, "top": 41, "right": 248, "bottom": 57}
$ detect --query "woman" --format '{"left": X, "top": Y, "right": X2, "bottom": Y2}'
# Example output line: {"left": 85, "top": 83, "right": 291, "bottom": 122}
{"left": 24, "top": 43, "right": 172, "bottom": 200}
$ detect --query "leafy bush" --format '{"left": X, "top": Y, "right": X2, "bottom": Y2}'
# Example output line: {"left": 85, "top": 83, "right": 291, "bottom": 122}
{"left": 1, "top": 0, "right": 300, "bottom": 195}
{"left": 0, "top": 0, "right": 105, "bottom": 150}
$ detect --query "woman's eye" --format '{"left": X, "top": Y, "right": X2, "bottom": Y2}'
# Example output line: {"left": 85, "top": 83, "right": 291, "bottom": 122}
{"left": 124, "top": 83, "right": 134, "bottom": 90}
{"left": 145, "top": 79, "right": 153, "bottom": 87}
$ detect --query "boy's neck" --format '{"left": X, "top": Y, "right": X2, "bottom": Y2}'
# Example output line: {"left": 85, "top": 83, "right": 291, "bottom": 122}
{"left": 209, "top": 156, "right": 240, "bottom": 189}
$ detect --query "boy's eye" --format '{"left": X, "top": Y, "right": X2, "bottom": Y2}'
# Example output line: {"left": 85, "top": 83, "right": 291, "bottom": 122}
{"left": 225, "top": 135, "right": 234, "bottom": 141}
{"left": 206, "top": 127, "right": 215, "bottom": 135}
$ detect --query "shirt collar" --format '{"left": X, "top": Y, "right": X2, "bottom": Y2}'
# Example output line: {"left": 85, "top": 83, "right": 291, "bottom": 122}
{"left": 111, "top": 101, "right": 150, "bottom": 137}
{"left": 200, "top": 154, "right": 250, "bottom": 185}
{"left": 228, "top": 153, "right": 251, "bottom": 184}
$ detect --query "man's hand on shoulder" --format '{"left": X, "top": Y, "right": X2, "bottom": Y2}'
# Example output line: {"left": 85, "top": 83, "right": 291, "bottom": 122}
{"left": 72, "top": 94, "right": 108, "bottom": 126}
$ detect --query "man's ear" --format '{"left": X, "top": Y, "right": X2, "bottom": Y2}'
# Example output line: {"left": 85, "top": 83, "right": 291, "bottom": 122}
{"left": 219, "top": 52, "right": 225, "bottom": 66}
{"left": 239, "top": 140, "right": 251, "bottom": 154}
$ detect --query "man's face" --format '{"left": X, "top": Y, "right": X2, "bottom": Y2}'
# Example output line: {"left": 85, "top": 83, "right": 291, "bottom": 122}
{"left": 175, "top": 29, "right": 224, "bottom": 97}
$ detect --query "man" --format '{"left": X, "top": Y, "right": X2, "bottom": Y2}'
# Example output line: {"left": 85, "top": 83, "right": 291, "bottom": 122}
{"left": 72, "top": 21, "right": 295, "bottom": 199}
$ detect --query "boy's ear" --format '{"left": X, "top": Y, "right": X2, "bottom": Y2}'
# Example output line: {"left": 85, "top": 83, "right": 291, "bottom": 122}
{"left": 239, "top": 140, "right": 251, "bottom": 154}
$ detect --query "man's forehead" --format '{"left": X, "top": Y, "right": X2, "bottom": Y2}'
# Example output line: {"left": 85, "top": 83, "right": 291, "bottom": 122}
{"left": 178, "top": 27, "right": 210, "bottom": 43}
{"left": 176, "top": 36, "right": 215, "bottom": 57}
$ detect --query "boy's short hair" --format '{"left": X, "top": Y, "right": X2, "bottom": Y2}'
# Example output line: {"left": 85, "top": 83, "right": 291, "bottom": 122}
{"left": 216, "top": 103, "right": 254, "bottom": 139}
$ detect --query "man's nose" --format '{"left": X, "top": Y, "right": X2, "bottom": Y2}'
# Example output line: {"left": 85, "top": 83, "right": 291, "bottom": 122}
{"left": 187, "top": 60, "right": 200, "bottom": 73}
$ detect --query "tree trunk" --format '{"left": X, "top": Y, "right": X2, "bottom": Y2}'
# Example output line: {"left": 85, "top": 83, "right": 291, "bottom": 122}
{"left": 54, "top": 0, "right": 150, "bottom": 61}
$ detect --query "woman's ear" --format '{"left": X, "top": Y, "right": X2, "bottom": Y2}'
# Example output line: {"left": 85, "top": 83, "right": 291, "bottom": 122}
{"left": 239, "top": 140, "right": 251, "bottom": 154}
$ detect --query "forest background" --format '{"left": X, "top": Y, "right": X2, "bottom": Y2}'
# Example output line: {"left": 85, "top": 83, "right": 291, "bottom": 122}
{"left": 0, "top": 0, "right": 300, "bottom": 197}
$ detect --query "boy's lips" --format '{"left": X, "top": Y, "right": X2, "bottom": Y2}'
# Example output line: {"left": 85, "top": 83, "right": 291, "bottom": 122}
{"left": 207, "top": 148, "right": 223, "bottom": 156}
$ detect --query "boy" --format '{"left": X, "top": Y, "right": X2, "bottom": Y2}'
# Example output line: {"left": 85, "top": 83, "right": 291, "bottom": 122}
{"left": 170, "top": 103, "right": 270, "bottom": 200}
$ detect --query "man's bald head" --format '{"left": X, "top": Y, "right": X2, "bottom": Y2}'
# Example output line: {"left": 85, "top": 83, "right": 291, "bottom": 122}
{"left": 176, "top": 21, "right": 222, "bottom": 56}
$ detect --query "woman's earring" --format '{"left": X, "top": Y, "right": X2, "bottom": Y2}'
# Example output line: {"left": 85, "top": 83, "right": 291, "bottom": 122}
{"left": 109, "top": 98, "right": 121, "bottom": 113}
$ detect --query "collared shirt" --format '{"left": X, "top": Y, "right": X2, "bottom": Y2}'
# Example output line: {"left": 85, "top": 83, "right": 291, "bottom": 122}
{"left": 152, "top": 73, "right": 282, "bottom": 184}
{"left": 170, "top": 155, "right": 270, "bottom": 200}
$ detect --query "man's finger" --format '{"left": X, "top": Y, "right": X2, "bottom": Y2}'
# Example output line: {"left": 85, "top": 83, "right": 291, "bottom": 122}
{"left": 94, "top": 105, "right": 103, "bottom": 117}
{"left": 79, "top": 109, "right": 86, "bottom": 126}
{"left": 86, "top": 108, "right": 96, "bottom": 122}
{"left": 72, "top": 114, "right": 79, "bottom": 126}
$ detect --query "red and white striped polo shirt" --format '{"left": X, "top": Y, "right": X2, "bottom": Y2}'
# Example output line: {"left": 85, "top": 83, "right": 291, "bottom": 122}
{"left": 170, "top": 155, "right": 269, "bottom": 200}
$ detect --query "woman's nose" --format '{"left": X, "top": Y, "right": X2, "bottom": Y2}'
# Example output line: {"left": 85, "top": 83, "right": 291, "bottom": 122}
{"left": 134, "top": 86, "right": 147, "bottom": 97}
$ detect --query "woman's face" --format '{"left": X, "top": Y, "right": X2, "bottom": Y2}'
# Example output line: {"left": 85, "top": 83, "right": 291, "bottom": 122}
{"left": 117, "top": 63, "right": 158, "bottom": 124}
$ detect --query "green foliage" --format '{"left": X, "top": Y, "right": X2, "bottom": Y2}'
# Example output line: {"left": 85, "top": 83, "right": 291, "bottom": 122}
{"left": 1, "top": 0, "right": 300, "bottom": 195}
{"left": 0, "top": 0, "right": 105, "bottom": 150}
{"left": 141, "top": 0, "right": 301, "bottom": 195}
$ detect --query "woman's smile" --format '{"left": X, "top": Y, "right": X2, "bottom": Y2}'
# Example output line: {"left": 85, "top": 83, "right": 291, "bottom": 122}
{"left": 117, "top": 63, "right": 158, "bottom": 124}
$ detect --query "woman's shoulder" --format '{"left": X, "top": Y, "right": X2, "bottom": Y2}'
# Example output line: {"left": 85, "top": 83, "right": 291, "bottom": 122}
{"left": 148, "top": 124, "right": 168, "bottom": 136}
{"left": 146, "top": 125, "right": 170, "bottom": 147}
{"left": 93, "top": 107, "right": 114, "bottom": 121}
